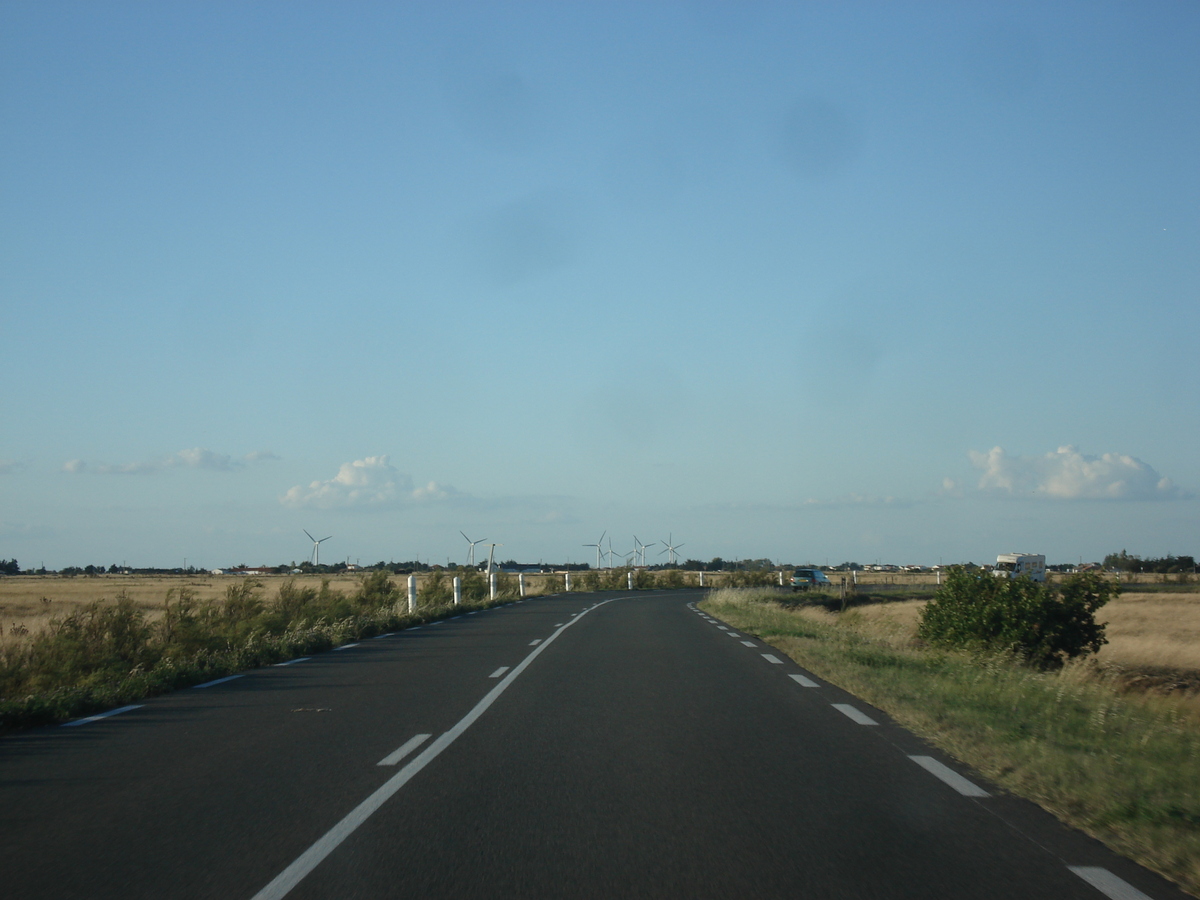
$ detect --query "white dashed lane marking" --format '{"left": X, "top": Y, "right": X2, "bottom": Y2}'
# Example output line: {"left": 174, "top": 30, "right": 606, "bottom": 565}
{"left": 489, "top": 667, "right": 510, "bottom": 679}
{"left": 740, "top": 640, "right": 756, "bottom": 647}
{"left": 761, "top": 654, "right": 784, "bottom": 664}
{"left": 832, "top": 704, "right": 879, "bottom": 726}
{"left": 333, "top": 643, "right": 360, "bottom": 651}
{"left": 789, "top": 674, "right": 820, "bottom": 688}
{"left": 908, "top": 756, "right": 989, "bottom": 797}
{"left": 1068, "top": 867, "right": 1153, "bottom": 900}
{"left": 529, "top": 639, "right": 542, "bottom": 646}
{"left": 377, "top": 734, "right": 432, "bottom": 767}
{"left": 274, "top": 657, "right": 311, "bottom": 667}
{"left": 193, "top": 674, "right": 246, "bottom": 688}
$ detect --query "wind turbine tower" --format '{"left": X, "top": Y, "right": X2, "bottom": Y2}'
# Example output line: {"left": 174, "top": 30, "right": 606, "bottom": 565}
{"left": 583, "top": 531, "right": 605, "bottom": 571}
{"left": 660, "top": 534, "right": 684, "bottom": 566}
{"left": 460, "top": 531, "right": 486, "bottom": 568}
{"left": 304, "top": 530, "right": 332, "bottom": 565}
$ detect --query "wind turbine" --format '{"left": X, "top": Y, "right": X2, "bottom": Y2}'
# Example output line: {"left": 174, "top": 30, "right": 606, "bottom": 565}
{"left": 583, "top": 531, "right": 606, "bottom": 571}
{"left": 634, "top": 536, "right": 656, "bottom": 567}
{"left": 304, "top": 530, "right": 332, "bottom": 565}
{"left": 460, "top": 531, "right": 487, "bottom": 568}
{"left": 659, "top": 534, "right": 684, "bottom": 566}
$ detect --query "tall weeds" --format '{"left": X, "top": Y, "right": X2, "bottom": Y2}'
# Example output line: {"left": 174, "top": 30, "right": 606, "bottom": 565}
{"left": 0, "top": 573, "right": 491, "bottom": 730}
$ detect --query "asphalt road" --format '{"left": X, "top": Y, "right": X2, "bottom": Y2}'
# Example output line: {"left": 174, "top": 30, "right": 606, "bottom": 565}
{"left": 0, "top": 590, "right": 1189, "bottom": 899}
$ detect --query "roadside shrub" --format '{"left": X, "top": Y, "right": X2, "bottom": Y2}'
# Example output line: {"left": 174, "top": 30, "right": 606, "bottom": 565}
{"left": 657, "top": 569, "right": 685, "bottom": 589}
{"left": 353, "top": 570, "right": 400, "bottom": 609}
{"left": 918, "top": 568, "right": 1114, "bottom": 669}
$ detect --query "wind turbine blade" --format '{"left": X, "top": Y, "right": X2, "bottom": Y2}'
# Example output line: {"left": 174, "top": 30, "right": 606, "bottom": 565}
{"left": 319, "top": 536, "right": 332, "bottom": 543}
{"left": 460, "top": 531, "right": 470, "bottom": 542}
{"left": 304, "top": 530, "right": 315, "bottom": 542}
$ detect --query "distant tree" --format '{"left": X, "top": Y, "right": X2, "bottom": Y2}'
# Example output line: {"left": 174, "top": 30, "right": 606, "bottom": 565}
{"left": 0, "top": 559, "right": 19, "bottom": 575}
{"left": 708, "top": 557, "right": 725, "bottom": 571}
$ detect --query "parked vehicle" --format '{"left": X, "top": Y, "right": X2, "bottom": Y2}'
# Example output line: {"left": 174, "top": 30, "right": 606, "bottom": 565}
{"left": 791, "top": 568, "right": 831, "bottom": 591}
{"left": 993, "top": 553, "right": 1046, "bottom": 582}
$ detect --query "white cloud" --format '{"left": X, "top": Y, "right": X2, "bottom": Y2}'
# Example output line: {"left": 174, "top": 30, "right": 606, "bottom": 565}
{"left": 171, "top": 448, "right": 236, "bottom": 471}
{"left": 282, "top": 456, "right": 409, "bottom": 508}
{"left": 62, "top": 448, "right": 277, "bottom": 475}
{"left": 969, "top": 445, "right": 1180, "bottom": 500}
{"left": 282, "top": 458, "right": 464, "bottom": 509}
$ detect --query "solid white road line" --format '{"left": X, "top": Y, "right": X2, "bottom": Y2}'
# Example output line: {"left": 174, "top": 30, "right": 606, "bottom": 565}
{"left": 761, "top": 654, "right": 784, "bottom": 664}
{"left": 62, "top": 704, "right": 144, "bottom": 727}
{"left": 333, "top": 643, "right": 360, "bottom": 651}
{"left": 908, "top": 756, "right": 990, "bottom": 797}
{"left": 251, "top": 596, "right": 623, "bottom": 900}
{"left": 193, "top": 674, "right": 246, "bottom": 689}
{"left": 1068, "top": 867, "right": 1153, "bottom": 900}
{"left": 529, "top": 639, "right": 542, "bottom": 646}
{"left": 377, "top": 733, "right": 432, "bottom": 767}
{"left": 741, "top": 640, "right": 757, "bottom": 647}
{"left": 274, "top": 657, "right": 311, "bottom": 667}
{"left": 789, "top": 674, "right": 820, "bottom": 688}
{"left": 832, "top": 703, "right": 879, "bottom": 725}
{"left": 489, "top": 667, "right": 510, "bottom": 678}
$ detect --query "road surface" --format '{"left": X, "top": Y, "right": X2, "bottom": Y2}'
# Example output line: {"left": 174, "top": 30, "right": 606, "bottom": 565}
{"left": 0, "top": 590, "right": 1187, "bottom": 899}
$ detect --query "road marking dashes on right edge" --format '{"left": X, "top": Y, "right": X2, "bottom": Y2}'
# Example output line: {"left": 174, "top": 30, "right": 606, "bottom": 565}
{"left": 761, "top": 654, "right": 784, "bottom": 664}
{"left": 908, "top": 756, "right": 989, "bottom": 797}
{"left": 333, "top": 643, "right": 360, "bottom": 651}
{"left": 489, "top": 667, "right": 510, "bottom": 678}
{"left": 1068, "top": 867, "right": 1153, "bottom": 900}
{"left": 832, "top": 704, "right": 879, "bottom": 725}
{"left": 274, "top": 657, "right": 311, "bottom": 667}
{"left": 529, "top": 639, "right": 542, "bottom": 646}
{"left": 789, "top": 674, "right": 820, "bottom": 688}
{"left": 741, "top": 640, "right": 756, "bottom": 647}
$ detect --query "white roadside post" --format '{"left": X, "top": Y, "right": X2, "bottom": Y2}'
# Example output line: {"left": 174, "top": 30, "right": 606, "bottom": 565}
{"left": 519, "top": 572, "right": 526, "bottom": 598}
{"left": 407, "top": 575, "right": 417, "bottom": 613}
{"left": 699, "top": 571, "right": 705, "bottom": 587}
{"left": 489, "top": 571, "right": 497, "bottom": 601}
{"left": 453, "top": 576, "right": 462, "bottom": 606}
{"left": 564, "top": 571, "right": 571, "bottom": 592}
{"left": 778, "top": 570, "right": 784, "bottom": 587}
{"left": 628, "top": 570, "right": 634, "bottom": 590}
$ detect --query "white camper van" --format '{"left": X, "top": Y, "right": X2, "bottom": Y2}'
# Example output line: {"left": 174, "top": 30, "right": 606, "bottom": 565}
{"left": 994, "top": 553, "right": 1046, "bottom": 582}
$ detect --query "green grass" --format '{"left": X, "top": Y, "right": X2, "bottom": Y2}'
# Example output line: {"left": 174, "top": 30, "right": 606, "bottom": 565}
{"left": 701, "top": 588, "right": 1200, "bottom": 898}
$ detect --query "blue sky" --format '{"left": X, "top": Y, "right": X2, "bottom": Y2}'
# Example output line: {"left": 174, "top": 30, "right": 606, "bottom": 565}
{"left": 2, "top": 1, "right": 1197, "bottom": 570}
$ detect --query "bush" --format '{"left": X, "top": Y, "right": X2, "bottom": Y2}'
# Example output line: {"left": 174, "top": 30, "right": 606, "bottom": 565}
{"left": 917, "top": 569, "right": 1114, "bottom": 669}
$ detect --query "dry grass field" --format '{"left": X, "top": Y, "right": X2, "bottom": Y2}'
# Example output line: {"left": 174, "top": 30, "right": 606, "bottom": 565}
{"left": 0, "top": 574, "right": 367, "bottom": 645}
{"left": 846, "top": 592, "right": 1200, "bottom": 707}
